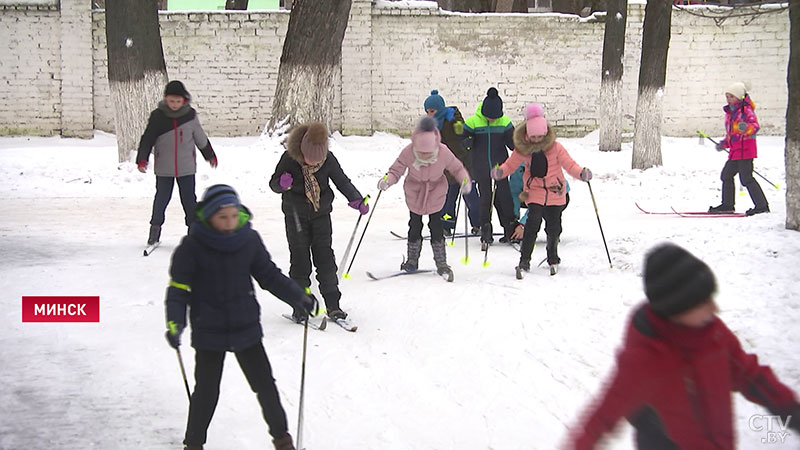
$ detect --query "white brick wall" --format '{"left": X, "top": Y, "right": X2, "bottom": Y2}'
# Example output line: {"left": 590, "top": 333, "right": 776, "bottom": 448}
{"left": 59, "top": 0, "right": 93, "bottom": 137}
{"left": 0, "top": 5, "right": 61, "bottom": 135}
{"left": 0, "top": 4, "right": 790, "bottom": 138}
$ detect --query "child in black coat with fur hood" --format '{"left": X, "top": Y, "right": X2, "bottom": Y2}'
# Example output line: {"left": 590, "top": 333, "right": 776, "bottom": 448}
{"left": 269, "top": 122, "right": 368, "bottom": 322}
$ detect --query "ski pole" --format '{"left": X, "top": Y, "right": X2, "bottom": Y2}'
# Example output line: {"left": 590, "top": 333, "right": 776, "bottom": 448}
{"left": 338, "top": 195, "right": 370, "bottom": 279}
{"left": 587, "top": 181, "right": 612, "bottom": 269}
{"left": 296, "top": 302, "right": 310, "bottom": 450}
{"left": 483, "top": 177, "right": 498, "bottom": 268}
{"left": 697, "top": 130, "right": 779, "bottom": 190}
{"left": 449, "top": 188, "right": 462, "bottom": 247}
{"left": 462, "top": 193, "right": 470, "bottom": 265}
{"left": 343, "top": 178, "right": 385, "bottom": 278}
{"left": 175, "top": 347, "right": 191, "bottom": 402}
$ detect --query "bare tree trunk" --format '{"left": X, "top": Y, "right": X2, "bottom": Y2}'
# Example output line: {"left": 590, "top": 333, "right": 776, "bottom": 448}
{"left": 631, "top": 0, "right": 670, "bottom": 170}
{"left": 225, "top": 0, "right": 249, "bottom": 9}
{"left": 268, "top": 0, "right": 352, "bottom": 133}
{"left": 599, "top": 0, "right": 627, "bottom": 152}
{"left": 787, "top": 1, "right": 800, "bottom": 230}
{"left": 105, "top": 0, "right": 168, "bottom": 163}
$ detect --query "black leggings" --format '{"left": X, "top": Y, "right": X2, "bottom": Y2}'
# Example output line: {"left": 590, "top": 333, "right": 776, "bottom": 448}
{"left": 184, "top": 342, "right": 288, "bottom": 445}
{"left": 409, "top": 210, "right": 444, "bottom": 243}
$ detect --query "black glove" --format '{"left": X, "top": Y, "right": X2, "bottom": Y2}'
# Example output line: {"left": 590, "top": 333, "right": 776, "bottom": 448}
{"left": 165, "top": 320, "right": 184, "bottom": 349}
{"left": 299, "top": 294, "right": 319, "bottom": 317}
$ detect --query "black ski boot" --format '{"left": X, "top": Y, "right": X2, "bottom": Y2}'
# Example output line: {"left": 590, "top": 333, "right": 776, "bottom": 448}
{"left": 400, "top": 239, "right": 423, "bottom": 272}
{"left": 515, "top": 260, "right": 530, "bottom": 280}
{"left": 708, "top": 204, "right": 734, "bottom": 214}
{"left": 431, "top": 239, "right": 454, "bottom": 282}
{"left": 147, "top": 225, "right": 161, "bottom": 245}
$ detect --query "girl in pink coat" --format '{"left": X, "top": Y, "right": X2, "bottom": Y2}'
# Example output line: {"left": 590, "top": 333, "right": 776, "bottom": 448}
{"left": 378, "top": 116, "right": 471, "bottom": 282}
{"left": 708, "top": 82, "right": 769, "bottom": 216}
{"left": 491, "top": 104, "right": 591, "bottom": 277}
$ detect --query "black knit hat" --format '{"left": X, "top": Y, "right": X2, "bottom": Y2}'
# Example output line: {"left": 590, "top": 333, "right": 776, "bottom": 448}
{"left": 644, "top": 243, "right": 717, "bottom": 317}
{"left": 481, "top": 87, "right": 503, "bottom": 119}
{"left": 164, "top": 80, "right": 190, "bottom": 100}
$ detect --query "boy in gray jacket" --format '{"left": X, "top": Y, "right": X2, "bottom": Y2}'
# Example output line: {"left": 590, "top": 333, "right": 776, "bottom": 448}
{"left": 137, "top": 80, "right": 217, "bottom": 245}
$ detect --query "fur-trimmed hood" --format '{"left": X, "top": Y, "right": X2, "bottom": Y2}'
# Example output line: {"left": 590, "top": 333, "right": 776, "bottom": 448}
{"left": 286, "top": 123, "right": 329, "bottom": 164}
{"left": 513, "top": 122, "right": 556, "bottom": 155}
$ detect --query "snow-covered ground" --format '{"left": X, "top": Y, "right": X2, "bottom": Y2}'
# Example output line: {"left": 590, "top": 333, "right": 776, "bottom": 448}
{"left": 1, "top": 130, "right": 798, "bottom": 450}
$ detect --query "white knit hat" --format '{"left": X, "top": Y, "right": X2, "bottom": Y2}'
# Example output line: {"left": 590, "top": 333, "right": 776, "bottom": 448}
{"left": 725, "top": 82, "right": 747, "bottom": 100}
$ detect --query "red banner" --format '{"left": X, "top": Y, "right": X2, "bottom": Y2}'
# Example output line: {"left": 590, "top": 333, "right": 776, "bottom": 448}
{"left": 22, "top": 296, "right": 100, "bottom": 322}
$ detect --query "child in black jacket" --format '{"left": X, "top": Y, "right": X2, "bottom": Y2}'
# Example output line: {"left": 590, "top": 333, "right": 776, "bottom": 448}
{"left": 269, "top": 122, "right": 368, "bottom": 322}
{"left": 164, "top": 184, "right": 315, "bottom": 450}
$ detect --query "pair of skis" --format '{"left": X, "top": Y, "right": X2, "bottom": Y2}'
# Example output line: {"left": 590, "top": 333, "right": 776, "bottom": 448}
{"left": 282, "top": 313, "right": 357, "bottom": 332}
{"left": 635, "top": 203, "right": 746, "bottom": 218}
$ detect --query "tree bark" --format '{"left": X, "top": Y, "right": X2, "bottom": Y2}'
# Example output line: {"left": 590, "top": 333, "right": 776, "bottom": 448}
{"left": 225, "top": 0, "right": 249, "bottom": 9}
{"left": 787, "top": 1, "right": 800, "bottom": 230}
{"left": 598, "top": 0, "right": 627, "bottom": 152}
{"left": 105, "top": 0, "right": 168, "bottom": 163}
{"left": 268, "top": 0, "right": 352, "bottom": 134}
{"left": 631, "top": 0, "right": 671, "bottom": 170}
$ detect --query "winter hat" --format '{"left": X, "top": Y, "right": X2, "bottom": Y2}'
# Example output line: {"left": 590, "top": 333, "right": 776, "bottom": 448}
{"left": 481, "top": 87, "right": 503, "bottom": 119}
{"left": 199, "top": 184, "right": 241, "bottom": 220}
{"left": 725, "top": 82, "right": 747, "bottom": 100}
{"left": 424, "top": 90, "right": 446, "bottom": 114}
{"left": 524, "top": 103, "right": 548, "bottom": 137}
{"left": 164, "top": 80, "right": 191, "bottom": 100}
{"left": 413, "top": 116, "right": 440, "bottom": 154}
{"left": 644, "top": 243, "right": 717, "bottom": 317}
{"left": 300, "top": 122, "right": 329, "bottom": 165}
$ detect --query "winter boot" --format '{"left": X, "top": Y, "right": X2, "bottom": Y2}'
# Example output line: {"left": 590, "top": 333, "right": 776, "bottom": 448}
{"left": 515, "top": 259, "right": 530, "bottom": 280}
{"left": 147, "top": 225, "right": 161, "bottom": 245}
{"left": 708, "top": 204, "right": 735, "bottom": 214}
{"left": 431, "top": 240, "right": 454, "bottom": 282}
{"left": 400, "top": 239, "right": 423, "bottom": 272}
{"left": 746, "top": 205, "right": 770, "bottom": 216}
{"left": 272, "top": 433, "right": 296, "bottom": 450}
{"left": 545, "top": 234, "right": 561, "bottom": 267}
{"left": 327, "top": 309, "right": 348, "bottom": 321}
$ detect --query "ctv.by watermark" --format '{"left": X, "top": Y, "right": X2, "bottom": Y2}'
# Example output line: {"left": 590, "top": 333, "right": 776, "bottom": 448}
{"left": 748, "top": 415, "right": 793, "bottom": 444}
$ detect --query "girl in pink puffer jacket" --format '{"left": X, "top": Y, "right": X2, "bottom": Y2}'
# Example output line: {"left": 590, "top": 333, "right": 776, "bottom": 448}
{"left": 378, "top": 116, "right": 471, "bottom": 282}
{"left": 491, "top": 104, "right": 592, "bottom": 277}
{"left": 708, "top": 82, "right": 769, "bottom": 216}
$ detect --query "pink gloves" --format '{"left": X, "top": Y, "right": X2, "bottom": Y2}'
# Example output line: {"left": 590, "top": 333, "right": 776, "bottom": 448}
{"left": 490, "top": 167, "right": 504, "bottom": 180}
{"left": 279, "top": 173, "right": 293, "bottom": 190}
{"left": 377, "top": 178, "right": 390, "bottom": 191}
{"left": 580, "top": 168, "right": 592, "bottom": 182}
{"left": 348, "top": 199, "right": 369, "bottom": 215}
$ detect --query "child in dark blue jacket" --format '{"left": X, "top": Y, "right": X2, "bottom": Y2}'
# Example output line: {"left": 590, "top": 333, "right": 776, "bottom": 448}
{"left": 164, "top": 184, "right": 314, "bottom": 450}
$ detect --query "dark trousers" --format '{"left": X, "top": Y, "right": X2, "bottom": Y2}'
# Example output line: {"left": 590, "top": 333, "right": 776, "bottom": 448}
{"left": 519, "top": 203, "right": 566, "bottom": 266}
{"left": 440, "top": 181, "right": 480, "bottom": 231}
{"left": 720, "top": 159, "right": 768, "bottom": 209}
{"left": 184, "top": 342, "right": 288, "bottom": 445}
{"left": 476, "top": 176, "right": 515, "bottom": 242}
{"left": 409, "top": 210, "right": 444, "bottom": 243}
{"left": 284, "top": 211, "right": 341, "bottom": 311}
{"left": 150, "top": 175, "right": 196, "bottom": 227}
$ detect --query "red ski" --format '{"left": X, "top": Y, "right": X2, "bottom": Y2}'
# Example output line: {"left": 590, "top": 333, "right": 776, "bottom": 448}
{"left": 635, "top": 203, "right": 746, "bottom": 217}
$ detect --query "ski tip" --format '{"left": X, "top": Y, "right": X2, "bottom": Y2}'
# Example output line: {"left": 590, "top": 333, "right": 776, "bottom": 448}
{"left": 318, "top": 317, "right": 328, "bottom": 331}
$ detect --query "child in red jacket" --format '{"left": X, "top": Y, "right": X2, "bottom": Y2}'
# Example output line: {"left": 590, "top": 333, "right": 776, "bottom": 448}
{"left": 567, "top": 243, "right": 799, "bottom": 450}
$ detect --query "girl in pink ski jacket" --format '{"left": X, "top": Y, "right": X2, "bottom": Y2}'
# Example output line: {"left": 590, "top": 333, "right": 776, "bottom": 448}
{"left": 378, "top": 116, "right": 470, "bottom": 281}
{"left": 491, "top": 104, "right": 591, "bottom": 276}
{"left": 708, "top": 82, "right": 769, "bottom": 216}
